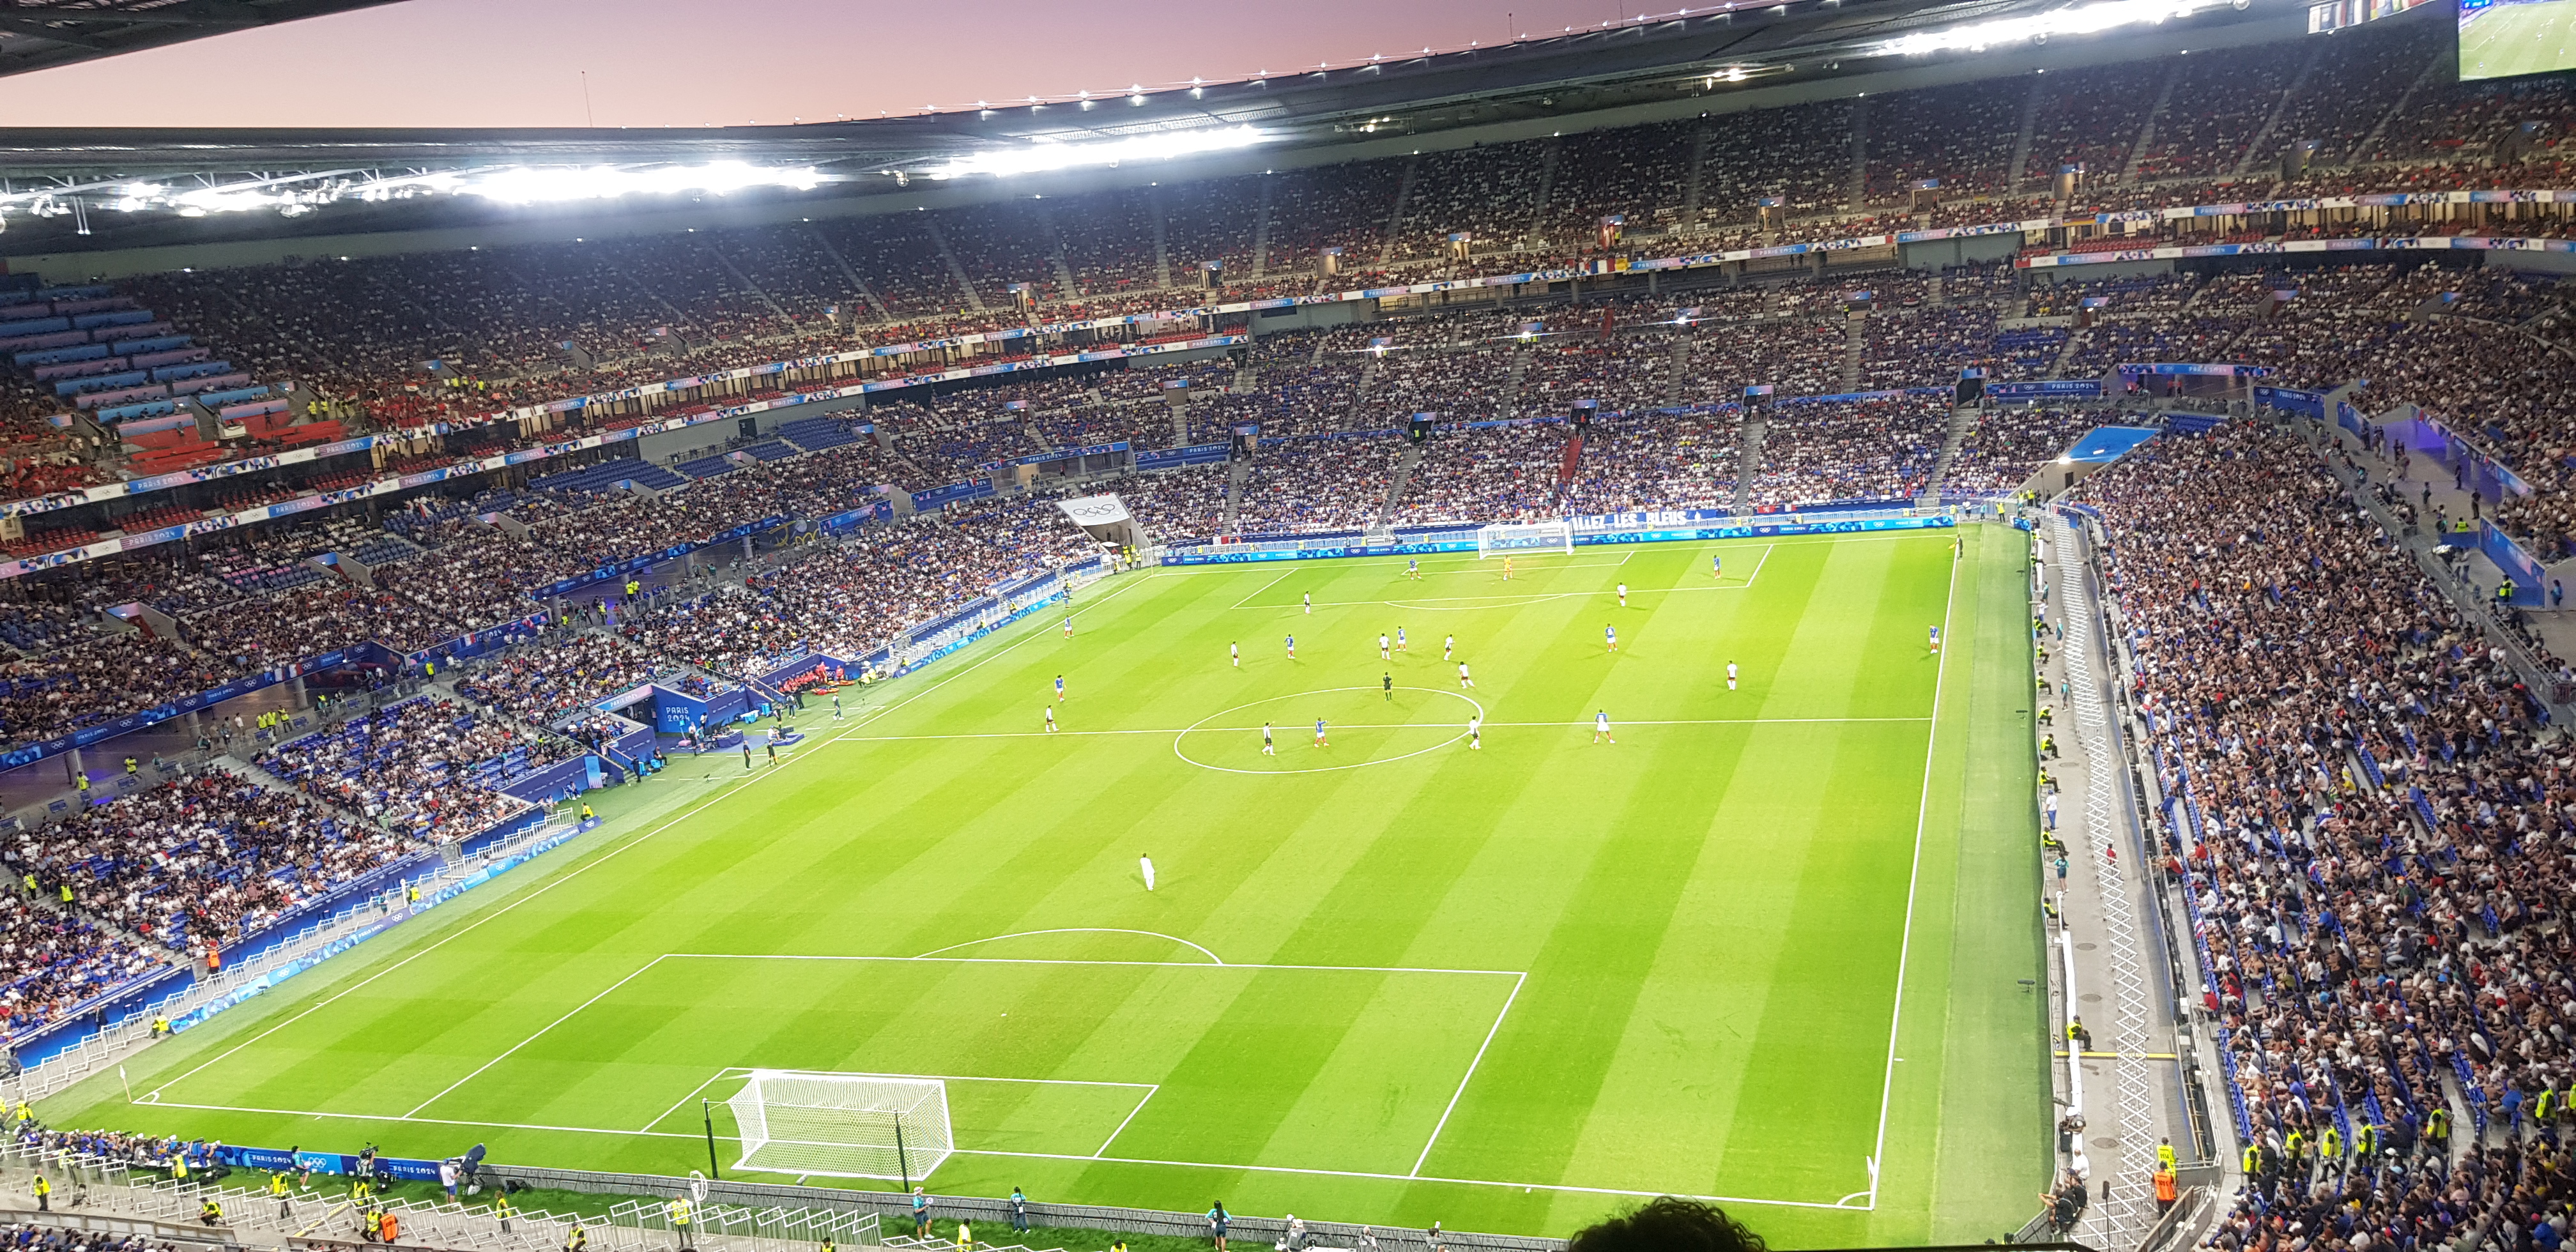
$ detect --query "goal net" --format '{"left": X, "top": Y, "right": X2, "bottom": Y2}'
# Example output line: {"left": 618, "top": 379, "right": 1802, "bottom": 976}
{"left": 1476, "top": 521, "right": 1574, "bottom": 559}
{"left": 726, "top": 1070, "right": 953, "bottom": 1181}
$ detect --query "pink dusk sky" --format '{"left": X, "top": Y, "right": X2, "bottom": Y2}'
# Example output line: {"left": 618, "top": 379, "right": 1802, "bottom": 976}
{"left": 0, "top": 0, "right": 1645, "bottom": 129}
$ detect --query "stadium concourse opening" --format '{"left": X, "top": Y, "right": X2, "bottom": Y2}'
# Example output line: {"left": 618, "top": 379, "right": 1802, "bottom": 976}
{"left": 1, "top": 0, "right": 2572, "bottom": 1246}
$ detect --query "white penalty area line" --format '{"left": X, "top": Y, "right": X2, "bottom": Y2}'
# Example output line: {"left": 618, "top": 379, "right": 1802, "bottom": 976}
{"left": 128, "top": 572, "right": 1162, "bottom": 1111}
{"left": 407, "top": 950, "right": 1522, "bottom": 1117}
{"left": 1411, "top": 971, "right": 1523, "bottom": 1177}
{"left": 124, "top": 1094, "right": 1859, "bottom": 1211}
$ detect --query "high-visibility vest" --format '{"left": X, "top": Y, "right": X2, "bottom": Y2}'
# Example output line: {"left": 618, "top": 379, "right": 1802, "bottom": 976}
{"left": 2156, "top": 1141, "right": 2176, "bottom": 1170}
{"left": 2153, "top": 1170, "right": 2177, "bottom": 1202}
{"left": 2322, "top": 1127, "right": 2342, "bottom": 1158}
{"left": 2430, "top": 1109, "right": 2451, "bottom": 1139}
{"left": 32, "top": 1177, "right": 49, "bottom": 1198}
{"left": 565, "top": 1226, "right": 588, "bottom": 1252}
{"left": 670, "top": 1200, "right": 691, "bottom": 1228}
{"left": 2242, "top": 1145, "right": 2260, "bottom": 1173}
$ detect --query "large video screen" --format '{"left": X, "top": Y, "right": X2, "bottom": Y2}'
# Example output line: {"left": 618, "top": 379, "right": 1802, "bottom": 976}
{"left": 2460, "top": 0, "right": 2576, "bottom": 80}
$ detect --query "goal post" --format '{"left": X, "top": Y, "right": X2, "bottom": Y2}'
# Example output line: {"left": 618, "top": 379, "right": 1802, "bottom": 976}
{"left": 1476, "top": 520, "right": 1575, "bottom": 559}
{"left": 725, "top": 1070, "right": 953, "bottom": 1182}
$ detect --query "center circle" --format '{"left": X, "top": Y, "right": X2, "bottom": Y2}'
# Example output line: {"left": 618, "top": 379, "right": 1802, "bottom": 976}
{"left": 1172, "top": 687, "right": 1488, "bottom": 775}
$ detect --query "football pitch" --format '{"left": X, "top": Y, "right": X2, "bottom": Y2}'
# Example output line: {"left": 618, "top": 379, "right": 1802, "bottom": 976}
{"left": 46, "top": 526, "right": 2048, "bottom": 1245}
{"left": 2460, "top": 0, "right": 2576, "bottom": 79}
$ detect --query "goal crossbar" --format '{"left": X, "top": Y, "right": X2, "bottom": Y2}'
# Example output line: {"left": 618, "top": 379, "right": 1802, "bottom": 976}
{"left": 726, "top": 1070, "right": 952, "bottom": 1182}
{"left": 1476, "top": 521, "right": 1575, "bottom": 558}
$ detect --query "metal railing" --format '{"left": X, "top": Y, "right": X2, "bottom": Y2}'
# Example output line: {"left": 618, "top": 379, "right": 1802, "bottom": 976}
{"left": 0, "top": 1139, "right": 881, "bottom": 1252}
{"left": 0, "top": 811, "right": 594, "bottom": 1107}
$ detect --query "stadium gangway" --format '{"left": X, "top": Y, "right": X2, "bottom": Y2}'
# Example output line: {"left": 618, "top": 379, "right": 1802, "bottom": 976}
{"left": 0, "top": 811, "right": 591, "bottom": 1107}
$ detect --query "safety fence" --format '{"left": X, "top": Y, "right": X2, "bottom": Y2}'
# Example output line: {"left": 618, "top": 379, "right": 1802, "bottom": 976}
{"left": 0, "top": 1138, "right": 882, "bottom": 1252}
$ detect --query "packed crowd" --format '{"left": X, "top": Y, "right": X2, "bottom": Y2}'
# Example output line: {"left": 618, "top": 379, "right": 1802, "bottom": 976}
{"left": 25, "top": 770, "right": 415, "bottom": 956}
{"left": 1747, "top": 397, "right": 1949, "bottom": 508}
{"left": 0, "top": 6, "right": 2533, "bottom": 507}
{"left": 2074, "top": 423, "right": 2576, "bottom": 1241}
{"left": 454, "top": 630, "right": 665, "bottom": 728}
{"left": 1942, "top": 407, "right": 2099, "bottom": 497}
{"left": 256, "top": 698, "right": 540, "bottom": 839}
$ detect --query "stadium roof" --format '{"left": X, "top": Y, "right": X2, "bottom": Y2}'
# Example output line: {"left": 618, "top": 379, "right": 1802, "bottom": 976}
{"left": 0, "top": 0, "right": 2305, "bottom": 254}
{"left": 0, "top": 0, "right": 406, "bottom": 77}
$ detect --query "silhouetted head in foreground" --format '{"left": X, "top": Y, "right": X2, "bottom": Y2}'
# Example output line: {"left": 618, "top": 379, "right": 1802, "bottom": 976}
{"left": 1568, "top": 1199, "right": 1767, "bottom": 1252}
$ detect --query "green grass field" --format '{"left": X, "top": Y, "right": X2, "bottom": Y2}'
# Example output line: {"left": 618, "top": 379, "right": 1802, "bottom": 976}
{"left": 2461, "top": 0, "right": 2576, "bottom": 79}
{"left": 44, "top": 526, "right": 2047, "bottom": 1246}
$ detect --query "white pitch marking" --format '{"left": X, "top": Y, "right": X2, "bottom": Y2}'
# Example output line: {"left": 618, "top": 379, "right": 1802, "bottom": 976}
{"left": 660, "top": 952, "right": 1527, "bottom": 979}
{"left": 126, "top": 572, "right": 1158, "bottom": 1107}
{"left": 132, "top": 1096, "right": 1859, "bottom": 1210}
{"left": 1232, "top": 569, "right": 1296, "bottom": 611}
{"left": 825, "top": 716, "right": 1928, "bottom": 745}
{"left": 406, "top": 954, "right": 674, "bottom": 1117}
{"left": 1410, "top": 970, "right": 1525, "bottom": 1177}
{"left": 639, "top": 1067, "right": 753, "bottom": 1134}
{"left": 1861, "top": 523, "right": 1962, "bottom": 1210}
{"left": 915, "top": 928, "right": 1225, "bottom": 965}
{"left": 1093, "top": 1084, "right": 1160, "bottom": 1157}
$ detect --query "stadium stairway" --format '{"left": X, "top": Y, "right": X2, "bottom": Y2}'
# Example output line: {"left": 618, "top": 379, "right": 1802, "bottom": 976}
{"left": 1033, "top": 200, "right": 1082, "bottom": 299}
{"left": 1924, "top": 406, "right": 1981, "bottom": 495}
{"left": 2229, "top": 42, "right": 2322, "bottom": 179}
{"left": 1222, "top": 458, "right": 1248, "bottom": 533}
{"left": 1843, "top": 99, "right": 1868, "bottom": 213}
{"left": 1372, "top": 441, "right": 1426, "bottom": 530}
{"left": 1377, "top": 156, "right": 1419, "bottom": 268}
{"left": 804, "top": 224, "right": 895, "bottom": 323}
{"left": 1149, "top": 190, "right": 1174, "bottom": 290}
{"left": 1248, "top": 176, "right": 1275, "bottom": 279}
{"left": 2044, "top": 332, "right": 2085, "bottom": 380}
{"left": 922, "top": 218, "right": 988, "bottom": 313}
{"left": 1839, "top": 316, "right": 1866, "bottom": 393}
{"left": 1735, "top": 418, "right": 1765, "bottom": 515}
{"left": 2119, "top": 61, "right": 2184, "bottom": 184}
{"left": 1664, "top": 339, "right": 1687, "bottom": 407}
{"left": 1502, "top": 340, "right": 1533, "bottom": 417}
{"left": 2005, "top": 76, "right": 2043, "bottom": 188}
{"left": 426, "top": 675, "right": 587, "bottom": 769}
